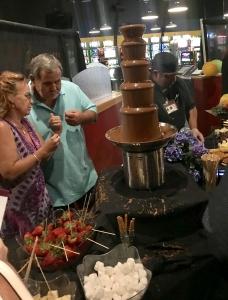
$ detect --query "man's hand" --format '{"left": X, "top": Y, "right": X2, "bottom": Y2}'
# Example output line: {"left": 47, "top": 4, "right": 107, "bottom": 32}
{"left": 49, "top": 113, "right": 62, "bottom": 134}
{"left": 65, "top": 110, "right": 83, "bottom": 126}
{"left": 191, "top": 128, "right": 205, "bottom": 143}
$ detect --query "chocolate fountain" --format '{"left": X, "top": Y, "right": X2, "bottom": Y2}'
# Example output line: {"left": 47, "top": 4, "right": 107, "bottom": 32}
{"left": 105, "top": 24, "right": 176, "bottom": 190}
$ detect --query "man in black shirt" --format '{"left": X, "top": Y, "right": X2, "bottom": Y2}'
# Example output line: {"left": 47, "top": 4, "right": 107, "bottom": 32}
{"left": 150, "top": 52, "right": 204, "bottom": 142}
{"left": 222, "top": 48, "right": 228, "bottom": 94}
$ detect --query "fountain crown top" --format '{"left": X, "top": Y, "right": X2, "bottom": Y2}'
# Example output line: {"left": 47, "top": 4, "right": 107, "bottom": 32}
{"left": 120, "top": 24, "right": 145, "bottom": 40}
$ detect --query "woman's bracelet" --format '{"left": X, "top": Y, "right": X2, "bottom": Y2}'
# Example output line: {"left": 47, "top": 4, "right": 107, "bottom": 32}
{"left": 32, "top": 153, "right": 41, "bottom": 163}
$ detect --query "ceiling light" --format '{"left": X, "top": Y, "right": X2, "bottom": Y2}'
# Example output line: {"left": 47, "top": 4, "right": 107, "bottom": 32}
{"left": 142, "top": 15, "right": 158, "bottom": 20}
{"left": 168, "top": 1, "right": 188, "bottom": 13}
{"left": 100, "top": 24, "right": 112, "bottom": 31}
{"left": 166, "top": 21, "right": 177, "bottom": 29}
{"left": 141, "top": 11, "right": 158, "bottom": 20}
{"left": 150, "top": 25, "right": 161, "bottom": 31}
{"left": 224, "top": 12, "right": 228, "bottom": 17}
{"left": 89, "top": 28, "right": 100, "bottom": 34}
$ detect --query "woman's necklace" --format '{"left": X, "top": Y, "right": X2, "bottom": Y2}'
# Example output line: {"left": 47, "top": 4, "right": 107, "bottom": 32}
{"left": 7, "top": 120, "right": 27, "bottom": 135}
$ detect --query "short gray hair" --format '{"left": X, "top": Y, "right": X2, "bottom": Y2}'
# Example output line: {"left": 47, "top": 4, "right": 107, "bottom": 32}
{"left": 29, "top": 53, "right": 63, "bottom": 79}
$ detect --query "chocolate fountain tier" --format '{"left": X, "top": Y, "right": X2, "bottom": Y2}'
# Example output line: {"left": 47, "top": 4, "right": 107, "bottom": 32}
{"left": 121, "top": 59, "right": 149, "bottom": 82}
{"left": 121, "top": 82, "right": 154, "bottom": 107}
{"left": 121, "top": 41, "right": 146, "bottom": 60}
{"left": 120, "top": 106, "right": 161, "bottom": 142}
{"left": 105, "top": 122, "right": 177, "bottom": 153}
{"left": 120, "top": 24, "right": 146, "bottom": 42}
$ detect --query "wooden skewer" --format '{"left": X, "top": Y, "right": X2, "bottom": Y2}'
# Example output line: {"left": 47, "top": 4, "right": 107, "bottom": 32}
{"left": 82, "top": 193, "right": 92, "bottom": 225}
{"left": 62, "top": 241, "right": 68, "bottom": 261}
{"left": 117, "top": 216, "right": 125, "bottom": 236}
{"left": 129, "top": 218, "right": 135, "bottom": 234}
{"left": 120, "top": 216, "right": 125, "bottom": 233}
{"left": 80, "top": 194, "right": 88, "bottom": 223}
{"left": 17, "top": 260, "right": 29, "bottom": 275}
{"left": 44, "top": 218, "right": 48, "bottom": 236}
{"left": 92, "top": 228, "right": 116, "bottom": 236}
{"left": 124, "top": 214, "right": 128, "bottom": 235}
{"left": 24, "top": 236, "right": 38, "bottom": 283}
{"left": 34, "top": 255, "right": 51, "bottom": 291}
{"left": 87, "top": 238, "right": 109, "bottom": 250}
{"left": 49, "top": 243, "right": 80, "bottom": 255}
{"left": 67, "top": 204, "right": 73, "bottom": 235}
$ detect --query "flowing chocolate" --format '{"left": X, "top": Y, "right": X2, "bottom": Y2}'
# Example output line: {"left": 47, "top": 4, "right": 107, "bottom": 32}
{"left": 119, "top": 24, "right": 161, "bottom": 142}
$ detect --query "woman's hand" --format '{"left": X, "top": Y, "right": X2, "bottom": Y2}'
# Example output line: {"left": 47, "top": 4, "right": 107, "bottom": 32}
{"left": 49, "top": 113, "right": 62, "bottom": 134}
{"left": 39, "top": 134, "right": 61, "bottom": 159}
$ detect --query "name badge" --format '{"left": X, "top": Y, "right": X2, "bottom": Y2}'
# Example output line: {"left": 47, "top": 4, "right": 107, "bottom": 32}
{"left": 164, "top": 100, "right": 178, "bottom": 114}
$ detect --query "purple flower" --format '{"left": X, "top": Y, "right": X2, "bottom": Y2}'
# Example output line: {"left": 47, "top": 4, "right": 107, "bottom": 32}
{"left": 175, "top": 132, "right": 189, "bottom": 144}
{"left": 188, "top": 168, "right": 201, "bottom": 182}
{"left": 174, "top": 130, "right": 197, "bottom": 148}
{"left": 164, "top": 127, "right": 209, "bottom": 183}
{"left": 164, "top": 145, "right": 183, "bottom": 162}
{"left": 191, "top": 143, "right": 208, "bottom": 158}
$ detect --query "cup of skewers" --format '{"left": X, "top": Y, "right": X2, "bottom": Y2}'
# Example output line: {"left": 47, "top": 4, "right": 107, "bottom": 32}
{"left": 117, "top": 214, "right": 135, "bottom": 246}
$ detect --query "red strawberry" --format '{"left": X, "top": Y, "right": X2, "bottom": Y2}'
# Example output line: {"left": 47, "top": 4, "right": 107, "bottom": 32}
{"left": 34, "top": 243, "right": 48, "bottom": 257}
{"left": 67, "top": 234, "right": 78, "bottom": 245}
{"left": 41, "top": 252, "right": 58, "bottom": 267}
{"left": 56, "top": 232, "right": 67, "bottom": 242}
{"left": 63, "top": 221, "right": 75, "bottom": 234}
{"left": 47, "top": 223, "right": 54, "bottom": 231}
{"left": 40, "top": 249, "right": 66, "bottom": 269}
{"left": 25, "top": 244, "right": 33, "bottom": 253}
{"left": 23, "top": 232, "right": 35, "bottom": 253}
{"left": 24, "top": 232, "right": 34, "bottom": 243}
{"left": 76, "top": 224, "right": 83, "bottom": 233}
{"left": 44, "top": 231, "right": 56, "bottom": 243}
{"left": 32, "top": 225, "right": 44, "bottom": 236}
{"left": 52, "top": 227, "right": 66, "bottom": 237}
{"left": 75, "top": 233, "right": 84, "bottom": 245}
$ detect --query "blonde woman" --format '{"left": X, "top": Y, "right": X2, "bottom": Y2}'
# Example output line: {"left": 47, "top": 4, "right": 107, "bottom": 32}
{"left": 0, "top": 71, "right": 60, "bottom": 237}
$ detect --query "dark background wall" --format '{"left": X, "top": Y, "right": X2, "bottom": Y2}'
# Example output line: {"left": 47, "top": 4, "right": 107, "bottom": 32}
{"left": 0, "top": 0, "right": 225, "bottom": 37}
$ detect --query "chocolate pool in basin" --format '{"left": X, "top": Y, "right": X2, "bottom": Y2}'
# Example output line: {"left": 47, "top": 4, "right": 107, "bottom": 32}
{"left": 106, "top": 24, "right": 176, "bottom": 190}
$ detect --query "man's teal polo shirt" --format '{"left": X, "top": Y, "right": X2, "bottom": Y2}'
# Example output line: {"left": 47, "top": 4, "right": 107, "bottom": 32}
{"left": 28, "top": 80, "right": 98, "bottom": 207}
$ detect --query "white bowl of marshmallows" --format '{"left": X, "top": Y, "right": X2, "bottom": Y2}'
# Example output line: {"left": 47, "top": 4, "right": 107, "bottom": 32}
{"left": 77, "top": 243, "right": 152, "bottom": 300}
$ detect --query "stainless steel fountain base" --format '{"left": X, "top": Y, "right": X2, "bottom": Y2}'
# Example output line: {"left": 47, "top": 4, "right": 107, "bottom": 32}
{"left": 123, "top": 149, "right": 164, "bottom": 189}
{"left": 105, "top": 122, "right": 177, "bottom": 190}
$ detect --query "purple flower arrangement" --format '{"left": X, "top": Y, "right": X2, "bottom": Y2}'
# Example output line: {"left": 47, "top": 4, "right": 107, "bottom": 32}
{"left": 164, "top": 128, "right": 209, "bottom": 182}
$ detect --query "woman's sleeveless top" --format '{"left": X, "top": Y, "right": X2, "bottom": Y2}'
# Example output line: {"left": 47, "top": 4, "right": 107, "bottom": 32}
{"left": 1, "top": 118, "right": 52, "bottom": 237}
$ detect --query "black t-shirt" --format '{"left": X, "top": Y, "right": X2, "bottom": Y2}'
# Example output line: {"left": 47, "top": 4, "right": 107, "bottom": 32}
{"left": 153, "top": 77, "right": 195, "bottom": 130}
{"left": 222, "top": 54, "right": 228, "bottom": 94}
